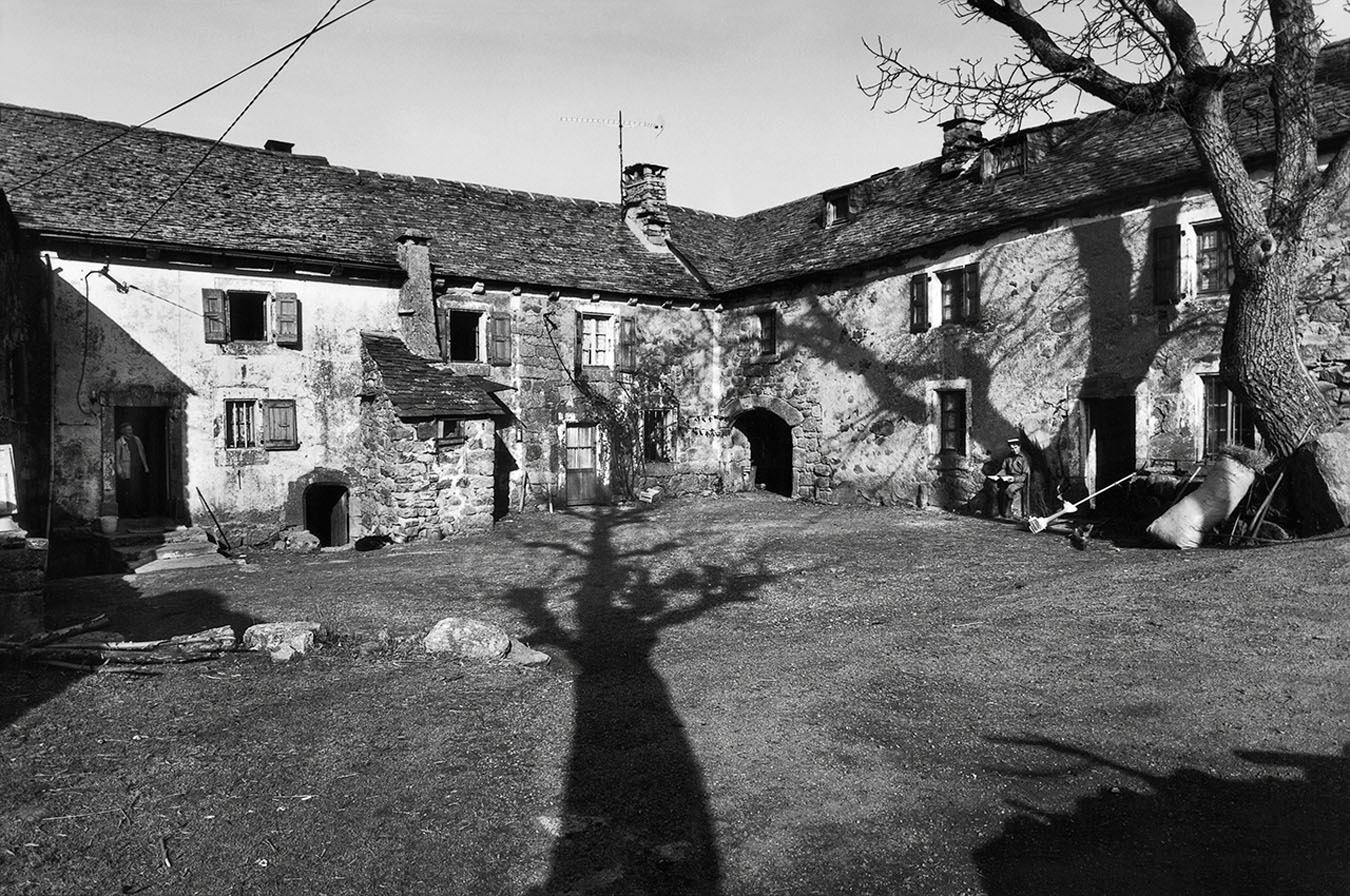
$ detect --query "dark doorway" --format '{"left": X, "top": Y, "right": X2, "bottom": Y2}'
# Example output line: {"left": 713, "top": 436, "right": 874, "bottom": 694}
{"left": 113, "top": 406, "right": 171, "bottom": 519}
{"left": 733, "top": 408, "right": 794, "bottom": 497}
{"left": 565, "top": 423, "right": 604, "bottom": 506}
{"left": 1083, "top": 396, "right": 1136, "bottom": 509}
{"left": 493, "top": 432, "right": 518, "bottom": 520}
{"left": 304, "top": 483, "right": 349, "bottom": 547}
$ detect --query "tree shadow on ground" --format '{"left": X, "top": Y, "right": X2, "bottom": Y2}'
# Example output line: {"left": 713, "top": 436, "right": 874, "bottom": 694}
{"left": 974, "top": 735, "right": 1350, "bottom": 896}
{"left": 499, "top": 504, "right": 777, "bottom": 896}
{"left": 1, "top": 575, "right": 259, "bottom": 730}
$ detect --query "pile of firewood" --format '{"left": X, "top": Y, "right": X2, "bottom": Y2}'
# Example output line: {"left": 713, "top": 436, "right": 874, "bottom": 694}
{"left": 0, "top": 614, "right": 236, "bottom": 672}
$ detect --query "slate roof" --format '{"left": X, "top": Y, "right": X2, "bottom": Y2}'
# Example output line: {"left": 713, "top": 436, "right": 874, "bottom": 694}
{"left": 2, "top": 40, "right": 1349, "bottom": 300}
{"left": 0, "top": 104, "right": 719, "bottom": 300}
{"left": 360, "top": 331, "right": 511, "bottom": 420}
{"left": 706, "top": 38, "right": 1350, "bottom": 293}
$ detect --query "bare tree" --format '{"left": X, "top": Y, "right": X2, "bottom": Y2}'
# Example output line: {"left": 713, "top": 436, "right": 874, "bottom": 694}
{"left": 863, "top": 0, "right": 1350, "bottom": 456}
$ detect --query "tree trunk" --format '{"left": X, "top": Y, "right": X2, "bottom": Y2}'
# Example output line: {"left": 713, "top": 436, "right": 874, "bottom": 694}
{"left": 1220, "top": 244, "right": 1336, "bottom": 457}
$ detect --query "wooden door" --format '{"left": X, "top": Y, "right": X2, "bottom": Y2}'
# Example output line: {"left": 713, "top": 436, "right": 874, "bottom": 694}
{"left": 331, "top": 489, "right": 349, "bottom": 547}
{"left": 565, "top": 424, "right": 603, "bottom": 506}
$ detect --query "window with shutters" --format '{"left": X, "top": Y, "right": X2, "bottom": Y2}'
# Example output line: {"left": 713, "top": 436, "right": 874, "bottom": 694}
{"left": 580, "top": 314, "right": 612, "bottom": 367}
{"left": 643, "top": 408, "right": 676, "bottom": 463}
{"left": 1152, "top": 225, "right": 1182, "bottom": 305}
{"left": 201, "top": 290, "right": 300, "bottom": 346}
{"left": 224, "top": 399, "right": 298, "bottom": 451}
{"left": 938, "top": 263, "right": 980, "bottom": 325}
{"left": 909, "top": 273, "right": 930, "bottom": 333}
{"left": 937, "top": 389, "right": 967, "bottom": 455}
{"left": 446, "top": 309, "right": 484, "bottom": 362}
{"left": 1201, "top": 375, "right": 1258, "bottom": 458}
{"left": 487, "top": 311, "right": 512, "bottom": 366}
{"left": 1194, "top": 222, "right": 1232, "bottom": 295}
{"left": 615, "top": 315, "right": 638, "bottom": 373}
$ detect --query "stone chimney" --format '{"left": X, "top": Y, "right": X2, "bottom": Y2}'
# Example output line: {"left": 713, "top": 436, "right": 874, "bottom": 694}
{"left": 264, "top": 139, "right": 294, "bottom": 154}
{"left": 621, "top": 162, "right": 670, "bottom": 250}
{"left": 939, "top": 110, "right": 985, "bottom": 177}
{"left": 395, "top": 229, "right": 438, "bottom": 359}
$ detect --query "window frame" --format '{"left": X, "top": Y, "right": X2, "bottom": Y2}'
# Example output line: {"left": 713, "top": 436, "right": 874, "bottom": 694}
{"left": 578, "top": 313, "right": 613, "bottom": 368}
{"left": 445, "top": 308, "right": 486, "bottom": 363}
{"left": 1201, "top": 374, "right": 1258, "bottom": 458}
{"left": 937, "top": 388, "right": 968, "bottom": 456}
{"left": 755, "top": 309, "right": 778, "bottom": 357}
{"left": 937, "top": 263, "right": 980, "bottom": 325}
{"left": 1194, "top": 221, "right": 1233, "bottom": 296}
{"left": 822, "top": 188, "right": 851, "bottom": 227}
{"left": 225, "top": 399, "right": 258, "bottom": 449}
{"left": 202, "top": 289, "right": 301, "bottom": 347}
{"left": 223, "top": 398, "right": 299, "bottom": 451}
{"left": 642, "top": 407, "right": 677, "bottom": 463}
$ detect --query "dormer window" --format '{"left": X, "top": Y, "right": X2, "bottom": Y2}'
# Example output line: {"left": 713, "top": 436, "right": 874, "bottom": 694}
{"left": 823, "top": 188, "right": 852, "bottom": 227}
{"left": 990, "top": 138, "right": 1025, "bottom": 176}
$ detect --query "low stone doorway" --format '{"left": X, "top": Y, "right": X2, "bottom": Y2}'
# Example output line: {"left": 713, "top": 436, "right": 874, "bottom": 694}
{"left": 732, "top": 409, "right": 794, "bottom": 497}
{"left": 304, "top": 483, "right": 350, "bottom": 547}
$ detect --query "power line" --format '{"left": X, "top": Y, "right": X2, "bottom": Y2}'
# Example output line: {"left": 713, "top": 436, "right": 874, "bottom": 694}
{"left": 125, "top": 0, "right": 346, "bottom": 241}
{"left": 6, "top": 0, "right": 381, "bottom": 195}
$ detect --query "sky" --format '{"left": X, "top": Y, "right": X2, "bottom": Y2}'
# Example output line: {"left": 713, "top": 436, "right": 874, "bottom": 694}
{"left": 4, "top": 1, "right": 1350, "bottom": 216}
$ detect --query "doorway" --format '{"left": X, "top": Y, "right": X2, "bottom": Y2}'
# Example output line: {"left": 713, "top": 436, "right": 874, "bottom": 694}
{"left": 565, "top": 423, "right": 604, "bottom": 506}
{"left": 304, "top": 483, "right": 350, "bottom": 547}
{"left": 1083, "top": 397, "right": 1136, "bottom": 509}
{"left": 113, "top": 406, "right": 171, "bottom": 519}
{"left": 733, "top": 409, "right": 794, "bottom": 497}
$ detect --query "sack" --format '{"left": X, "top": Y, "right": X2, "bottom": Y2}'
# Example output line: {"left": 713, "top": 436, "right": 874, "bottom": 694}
{"left": 1146, "top": 455, "right": 1256, "bottom": 549}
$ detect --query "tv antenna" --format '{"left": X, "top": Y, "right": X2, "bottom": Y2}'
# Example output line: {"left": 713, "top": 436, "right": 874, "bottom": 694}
{"left": 560, "top": 110, "right": 664, "bottom": 197}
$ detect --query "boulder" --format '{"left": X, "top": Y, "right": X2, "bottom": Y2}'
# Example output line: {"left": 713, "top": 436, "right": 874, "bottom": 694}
{"left": 243, "top": 621, "right": 321, "bottom": 661}
{"left": 1289, "top": 423, "right": 1350, "bottom": 535}
{"left": 423, "top": 617, "right": 510, "bottom": 659}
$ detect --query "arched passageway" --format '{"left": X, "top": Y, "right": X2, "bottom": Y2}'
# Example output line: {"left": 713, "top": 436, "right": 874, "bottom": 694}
{"left": 304, "top": 483, "right": 350, "bottom": 547}
{"left": 732, "top": 409, "right": 794, "bottom": 497}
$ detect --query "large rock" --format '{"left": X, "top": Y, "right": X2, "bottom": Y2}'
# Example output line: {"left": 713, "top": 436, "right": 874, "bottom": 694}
{"left": 243, "top": 621, "right": 320, "bottom": 662}
{"left": 506, "top": 638, "right": 550, "bottom": 667}
{"left": 423, "top": 617, "right": 510, "bottom": 659}
{"left": 1289, "top": 423, "right": 1350, "bottom": 535}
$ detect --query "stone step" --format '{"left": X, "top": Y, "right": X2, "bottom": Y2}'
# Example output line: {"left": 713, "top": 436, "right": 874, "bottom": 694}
{"left": 153, "top": 540, "right": 221, "bottom": 561}
{"left": 134, "top": 553, "right": 236, "bottom": 574}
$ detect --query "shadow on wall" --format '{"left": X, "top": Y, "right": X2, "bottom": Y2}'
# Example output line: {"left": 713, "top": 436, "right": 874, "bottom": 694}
{"left": 1, "top": 574, "right": 260, "bottom": 731}
{"left": 974, "top": 735, "right": 1350, "bottom": 896}
{"left": 497, "top": 504, "right": 777, "bottom": 896}
{"left": 50, "top": 275, "right": 195, "bottom": 522}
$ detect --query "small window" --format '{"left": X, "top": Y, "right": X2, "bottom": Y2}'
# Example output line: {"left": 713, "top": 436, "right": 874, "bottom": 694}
{"left": 225, "top": 398, "right": 298, "bottom": 450}
{"left": 581, "top": 314, "right": 611, "bottom": 367}
{"left": 823, "top": 189, "right": 851, "bottom": 227}
{"left": 755, "top": 310, "right": 777, "bottom": 356}
{"left": 447, "top": 309, "right": 483, "bottom": 362}
{"left": 228, "top": 292, "right": 268, "bottom": 341}
{"left": 938, "top": 264, "right": 980, "bottom": 325}
{"left": 990, "top": 138, "right": 1025, "bottom": 176}
{"left": 937, "top": 389, "right": 967, "bottom": 455}
{"left": 1202, "top": 375, "right": 1258, "bottom": 457}
{"left": 437, "top": 418, "right": 465, "bottom": 447}
{"left": 643, "top": 408, "right": 676, "bottom": 463}
{"left": 225, "top": 400, "right": 257, "bottom": 448}
{"left": 1195, "top": 223, "right": 1232, "bottom": 295}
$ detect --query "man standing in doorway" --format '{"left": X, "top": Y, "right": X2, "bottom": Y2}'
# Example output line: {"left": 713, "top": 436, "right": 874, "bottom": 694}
{"left": 116, "top": 423, "right": 150, "bottom": 518}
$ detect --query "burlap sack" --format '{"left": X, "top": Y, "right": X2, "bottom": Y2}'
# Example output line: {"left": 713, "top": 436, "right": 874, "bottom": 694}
{"left": 1146, "top": 455, "right": 1256, "bottom": 549}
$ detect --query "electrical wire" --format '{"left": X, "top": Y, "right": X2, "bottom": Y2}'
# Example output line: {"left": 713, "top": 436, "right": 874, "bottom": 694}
{"left": 125, "top": 0, "right": 347, "bottom": 242}
{"left": 6, "top": 0, "right": 381, "bottom": 195}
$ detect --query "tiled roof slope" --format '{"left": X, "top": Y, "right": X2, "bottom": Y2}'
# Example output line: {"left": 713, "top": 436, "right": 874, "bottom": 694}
{"left": 361, "top": 331, "right": 511, "bottom": 419}
{"left": 709, "top": 37, "right": 1350, "bottom": 294}
{"left": 0, "top": 104, "right": 715, "bottom": 300}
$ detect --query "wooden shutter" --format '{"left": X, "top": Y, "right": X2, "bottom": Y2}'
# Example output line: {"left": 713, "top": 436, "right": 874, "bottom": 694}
{"left": 436, "top": 305, "right": 451, "bottom": 360}
{"left": 259, "top": 399, "right": 298, "bottom": 449}
{"left": 274, "top": 293, "right": 300, "bottom": 346}
{"left": 909, "top": 274, "right": 930, "bottom": 333}
{"left": 616, "top": 315, "right": 638, "bottom": 373}
{"left": 202, "top": 289, "right": 228, "bottom": 343}
{"left": 1153, "top": 225, "right": 1182, "bottom": 304}
{"left": 574, "top": 309, "right": 584, "bottom": 373}
{"left": 963, "top": 263, "right": 981, "bottom": 322}
{"left": 487, "top": 310, "right": 511, "bottom": 366}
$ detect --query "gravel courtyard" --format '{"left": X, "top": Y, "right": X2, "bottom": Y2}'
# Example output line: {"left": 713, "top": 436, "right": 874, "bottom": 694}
{"left": 3, "top": 495, "right": 1348, "bottom": 895}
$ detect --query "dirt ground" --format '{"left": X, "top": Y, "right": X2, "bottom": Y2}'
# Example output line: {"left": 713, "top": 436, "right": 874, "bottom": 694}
{"left": 2, "top": 494, "right": 1348, "bottom": 895}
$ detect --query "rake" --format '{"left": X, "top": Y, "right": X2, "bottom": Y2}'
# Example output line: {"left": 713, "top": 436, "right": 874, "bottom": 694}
{"left": 1027, "top": 471, "right": 1141, "bottom": 534}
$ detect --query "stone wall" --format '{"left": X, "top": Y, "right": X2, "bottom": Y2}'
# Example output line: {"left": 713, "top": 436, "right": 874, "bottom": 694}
{"left": 0, "top": 537, "right": 46, "bottom": 637}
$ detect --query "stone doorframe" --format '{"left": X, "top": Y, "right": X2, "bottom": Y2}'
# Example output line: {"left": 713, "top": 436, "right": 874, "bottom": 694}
{"left": 98, "top": 386, "right": 189, "bottom": 522}
{"left": 718, "top": 394, "right": 805, "bottom": 497}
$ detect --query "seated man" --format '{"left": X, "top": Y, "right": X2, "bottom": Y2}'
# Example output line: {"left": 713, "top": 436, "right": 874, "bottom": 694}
{"left": 984, "top": 437, "right": 1029, "bottom": 519}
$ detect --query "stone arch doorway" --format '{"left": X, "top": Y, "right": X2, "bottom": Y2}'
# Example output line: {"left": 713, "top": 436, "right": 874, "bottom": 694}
{"left": 304, "top": 483, "right": 350, "bottom": 548}
{"left": 732, "top": 409, "right": 795, "bottom": 497}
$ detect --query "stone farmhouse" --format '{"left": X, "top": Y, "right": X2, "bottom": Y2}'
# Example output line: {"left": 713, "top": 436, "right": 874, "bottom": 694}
{"left": 2, "top": 40, "right": 1349, "bottom": 555}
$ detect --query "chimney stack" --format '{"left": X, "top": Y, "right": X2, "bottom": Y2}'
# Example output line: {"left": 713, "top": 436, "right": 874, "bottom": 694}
{"left": 939, "top": 110, "right": 985, "bottom": 177}
{"left": 395, "top": 228, "right": 439, "bottom": 360}
{"left": 621, "top": 162, "right": 670, "bottom": 250}
{"left": 264, "top": 139, "right": 295, "bottom": 154}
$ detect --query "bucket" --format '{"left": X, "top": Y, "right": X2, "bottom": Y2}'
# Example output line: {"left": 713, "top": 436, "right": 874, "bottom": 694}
{"left": 99, "top": 515, "right": 119, "bottom": 535}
